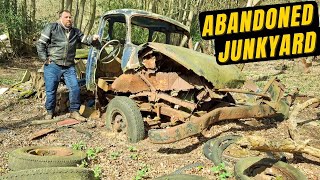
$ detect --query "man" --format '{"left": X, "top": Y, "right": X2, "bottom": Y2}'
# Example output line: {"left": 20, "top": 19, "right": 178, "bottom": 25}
{"left": 36, "top": 10, "right": 99, "bottom": 120}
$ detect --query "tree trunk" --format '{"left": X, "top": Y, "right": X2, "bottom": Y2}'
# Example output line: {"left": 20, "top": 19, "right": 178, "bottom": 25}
{"left": 85, "top": 0, "right": 96, "bottom": 35}
{"left": 180, "top": 0, "right": 202, "bottom": 46}
{"left": 8, "top": 0, "right": 22, "bottom": 55}
{"left": 177, "top": 0, "right": 183, "bottom": 21}
{"left": 21, "top": 0, "right": 27, "bottom": 40}
{"left": 65, "top": 0, "right": 73, "bottom": 12}
{"left": 31, "top": 0, "right": 36, "bottom": 24}
{"left": 73, "top": 0, "right": 79, "bottom": 28}
{"left": 78, "top": 0, "right": 86, "bottom": 31}
{"left": 148, "top": 0, "right": 153, "bottom": 12}
{"left": 60, "top": 0, "right": 65, "bottom": 12}
{"left": 167, "top": 0, "right": 174, "bottom": 18}
{"left": 181, "top": 0, "right": 189, "bottom": 24}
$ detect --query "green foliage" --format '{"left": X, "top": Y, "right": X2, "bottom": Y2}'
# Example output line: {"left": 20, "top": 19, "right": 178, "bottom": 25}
{"left": 79, "top": 159, "right": 89, "bottom": 168}
{"left": 128, "top": 146, "right": 137, "bottom": 152}
{"left": 93, "top": 165, "right": 103, "bottom": 180}
{"left": 196, "top": 165, "right": 204, "bottom": 171}
{"left": 0, "top": 78, "right": 17, "bottom": 86}
{"left": 130, "top": 154, "right": 138, "bottom": 160}
{"left": 134, "top": 164, "right": 149, "bottom": 180}
{"left": 0, "top": 1, "right": 47, "bottom": 55}
{"left": 210, "top": 163, "right": 232, "bottom": 180}
{"left": 275, "top": 176, "right": 283, "bottom": 180}
{"left": 72, "top": 141, "right": 87, "bottom": 151}
{"left": 110, "top": 151, "right": 121, "bottom": 160}
{"left": 87, "top": 147, "right": 104, "bottom": 160}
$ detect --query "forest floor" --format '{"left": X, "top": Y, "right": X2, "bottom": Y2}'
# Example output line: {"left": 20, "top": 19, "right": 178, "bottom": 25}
{"left": 0, "top": 57, "right": 319, "bottom": 180}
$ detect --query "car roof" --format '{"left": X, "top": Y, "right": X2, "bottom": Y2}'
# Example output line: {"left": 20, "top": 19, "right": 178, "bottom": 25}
{"left": 102, "top": 9, "right": 190, "bottom": 36}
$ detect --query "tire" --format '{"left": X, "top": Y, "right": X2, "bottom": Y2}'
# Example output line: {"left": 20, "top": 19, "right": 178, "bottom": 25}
{"left": 234, "top": 157, "right": 307, "bottom": 180}
{"left": 155, "top": 174, "right": 208, "bottom": 180}
{"left": 203, "top": 135, "right": 241, "bottom": 166}
{"left": 105, "top": 96, "right": 145, "bottom": 143}
{"left": 8, "top": 146, "right": 86, "bottom": 171}
{"left": 0, "top": 167, "right": 94, "bottom": 180}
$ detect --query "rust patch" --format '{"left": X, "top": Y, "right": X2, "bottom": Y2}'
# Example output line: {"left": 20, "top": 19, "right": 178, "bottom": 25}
{"left": 148, "top": 104, "right": 277, "bottom": 144}
{"left": 28, "top": 147, "right": 73, "bottom": 156}
{"left": 111, "top": 72, "right": 203, "bottom": 93}
{"left": 29, "top": 128, "right": 56, "bottom": 140}
{"left": 131, "top": 91, "right": 197, "bottom": 110}
{"left": 57, "top": 118, "right": 80, "bottom": 126}
{"left": 142, "top": 56, "right": 156, "bottom": 69}
{"left": 139, "top": 103, "right": 197, "bottom": 122}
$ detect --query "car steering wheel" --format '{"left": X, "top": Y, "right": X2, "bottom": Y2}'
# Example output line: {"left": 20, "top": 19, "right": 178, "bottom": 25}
{"left": 98, "top": 39, "right": 121, "bottom": 64}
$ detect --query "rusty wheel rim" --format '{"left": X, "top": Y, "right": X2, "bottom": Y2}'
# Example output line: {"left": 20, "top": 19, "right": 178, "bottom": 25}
{"left": 248, "top": 165, "right": 295, "bottom": 179}
{"left": 27, "top": 147, "right": 73, "bottom": 156}
{"left": 111, "top": 110, "right": 128, "bottom": 134}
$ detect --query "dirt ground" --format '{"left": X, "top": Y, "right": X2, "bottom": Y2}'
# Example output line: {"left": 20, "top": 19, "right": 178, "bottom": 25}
{"left": 0, "top": 57, "right": 319, "bottom": 180}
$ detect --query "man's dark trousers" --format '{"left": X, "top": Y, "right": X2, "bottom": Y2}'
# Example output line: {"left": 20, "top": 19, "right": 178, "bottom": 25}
{"left": 44, "top": 62, "right": 80, "bottom": 114}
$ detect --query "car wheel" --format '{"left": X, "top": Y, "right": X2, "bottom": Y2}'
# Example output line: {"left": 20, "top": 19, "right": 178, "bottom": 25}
{"left": 234, "top": 157, "right": 306, "bottom": 180}
{"left": 105, "top": 96, "right": 145, "bottom": 143}
{"left": 203, "top": 135, "right": 287, "bottom": 167}
{"left": 1, "top": 167, "right": 94, "bottom": 180}
{"left": 8, "top": 146, "right": 86, "bottom": 171}
{"left": 203, "top": 135, "right": 241, "bottom": 166}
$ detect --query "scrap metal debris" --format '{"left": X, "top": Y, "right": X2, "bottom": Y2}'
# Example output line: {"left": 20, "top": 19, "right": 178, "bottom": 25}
{"left": 29, "top": 128, "right": 56, "bottom": 140}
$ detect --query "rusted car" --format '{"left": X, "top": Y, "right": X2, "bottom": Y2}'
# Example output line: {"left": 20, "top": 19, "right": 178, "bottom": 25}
{"left": 85, "top": 9, "right": 289, "bottom": 143}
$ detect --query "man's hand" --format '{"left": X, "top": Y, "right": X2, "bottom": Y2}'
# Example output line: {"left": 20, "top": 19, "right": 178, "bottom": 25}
{"left": 92, "top": 34, "right": 100, "bottom": 41}
{"left": 45, "top": 59, "right": 52, "bottom": 65}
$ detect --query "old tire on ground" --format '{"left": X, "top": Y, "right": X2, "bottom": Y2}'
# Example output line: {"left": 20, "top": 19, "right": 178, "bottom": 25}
{"left": 105, "top": 96, "right": 145, "bottom": 143}
{"left": 8, "top": 146, "right": 86, "bottom": 171}
{"left": 203, "top": 135, "right": 286, "bottom": 167}
{"left": 234, "top": 157, "right": 306, "bottom": 180}
{"left": 0, "top": 167, "right": 94, "bottom": 180}
{"left": 155, "top": 174, "right": 207, "bottom": 180}
{"left": 203, "top": 135, "right": 241, "bottom": 166}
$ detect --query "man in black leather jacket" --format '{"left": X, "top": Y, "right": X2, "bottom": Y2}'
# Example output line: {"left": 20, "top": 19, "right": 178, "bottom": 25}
{"left": 36, "top": 10, "right": 99, "bottom": 120}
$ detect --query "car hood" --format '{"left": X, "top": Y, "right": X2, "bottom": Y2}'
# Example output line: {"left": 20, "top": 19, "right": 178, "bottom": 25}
{"left": 146, "top": 42, "right": 245, "bottom": 89}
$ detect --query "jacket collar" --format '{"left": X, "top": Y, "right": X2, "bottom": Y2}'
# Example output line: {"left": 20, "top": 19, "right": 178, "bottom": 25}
{"left": 58, "top": 20, "right": 72, "bottom": 31}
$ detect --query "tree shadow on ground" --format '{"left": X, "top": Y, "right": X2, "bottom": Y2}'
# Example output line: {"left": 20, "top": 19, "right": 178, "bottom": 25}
{"left": 0, "top": 114, "right": 44, "bottom": 129}
{"left": 157, "top": 119, "right": 278, "bottom": 155}
{"left": 291, "top": 153, "right": 320, "bottom": 166}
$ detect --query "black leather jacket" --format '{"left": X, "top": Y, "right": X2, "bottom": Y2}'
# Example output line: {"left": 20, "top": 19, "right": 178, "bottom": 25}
{"left": 36, "top": 22, "right": 93, "bottom": 66}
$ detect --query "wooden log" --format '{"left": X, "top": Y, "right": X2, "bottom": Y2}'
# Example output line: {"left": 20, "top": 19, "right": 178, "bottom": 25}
{"left": 236, "top": 135, "right": 320, "bottom": 159}
{"left": 30, "top": 70, "right": 45, "bottom": 99}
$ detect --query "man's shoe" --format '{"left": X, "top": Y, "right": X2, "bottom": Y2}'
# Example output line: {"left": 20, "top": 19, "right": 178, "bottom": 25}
{"left": 45, "top": 114, "right": 53, "bottom": 120}
{"left": 70, "top": 111, "right": 86, "bottom": 122}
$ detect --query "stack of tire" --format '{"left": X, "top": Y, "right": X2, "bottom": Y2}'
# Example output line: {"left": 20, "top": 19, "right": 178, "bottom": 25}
{"left": 1, "top": 146, "right": 94, "bottom": 180}
{"left": 203, "top": 135, "right": 307, "bottom": 180}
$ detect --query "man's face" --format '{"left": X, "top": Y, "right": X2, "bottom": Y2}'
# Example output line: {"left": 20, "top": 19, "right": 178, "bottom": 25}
{"left": 60, "top": 12, "right": 72, "bottom": 28}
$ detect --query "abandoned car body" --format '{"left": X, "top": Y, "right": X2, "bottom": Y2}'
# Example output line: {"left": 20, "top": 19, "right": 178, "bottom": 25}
{"left": 85, "top": 9, "right": 289, "bottom": 143}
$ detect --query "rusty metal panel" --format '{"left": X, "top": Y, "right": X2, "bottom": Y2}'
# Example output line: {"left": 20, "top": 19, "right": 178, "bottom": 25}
{"left": 111, "top": 74, "right": 149, "bottom": 93}
{"left": 29, "top": 128, "right": 56, "bottom": 140}
{"left": 142, "top": 57, "right": 156, "bottom": 69}
{"left": 111, "top": 72, "right": 200, "bottom": 93}
{"left": 147, "top": 42, "right": 246, "bottom": 89}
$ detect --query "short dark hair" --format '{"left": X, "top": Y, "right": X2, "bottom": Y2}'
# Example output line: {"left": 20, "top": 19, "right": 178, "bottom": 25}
{"left": 59, "top": 10, "right": 71, "bottom": 17}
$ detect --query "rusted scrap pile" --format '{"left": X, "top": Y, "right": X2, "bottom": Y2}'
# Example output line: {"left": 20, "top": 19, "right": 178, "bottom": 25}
{"left": 94, "top": 39, "right": 292, "bottom": 144}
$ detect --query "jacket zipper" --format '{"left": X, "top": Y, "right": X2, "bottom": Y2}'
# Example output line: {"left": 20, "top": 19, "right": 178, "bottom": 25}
{"left": 63, "top": 28, "right": 69, "bottom": 66}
